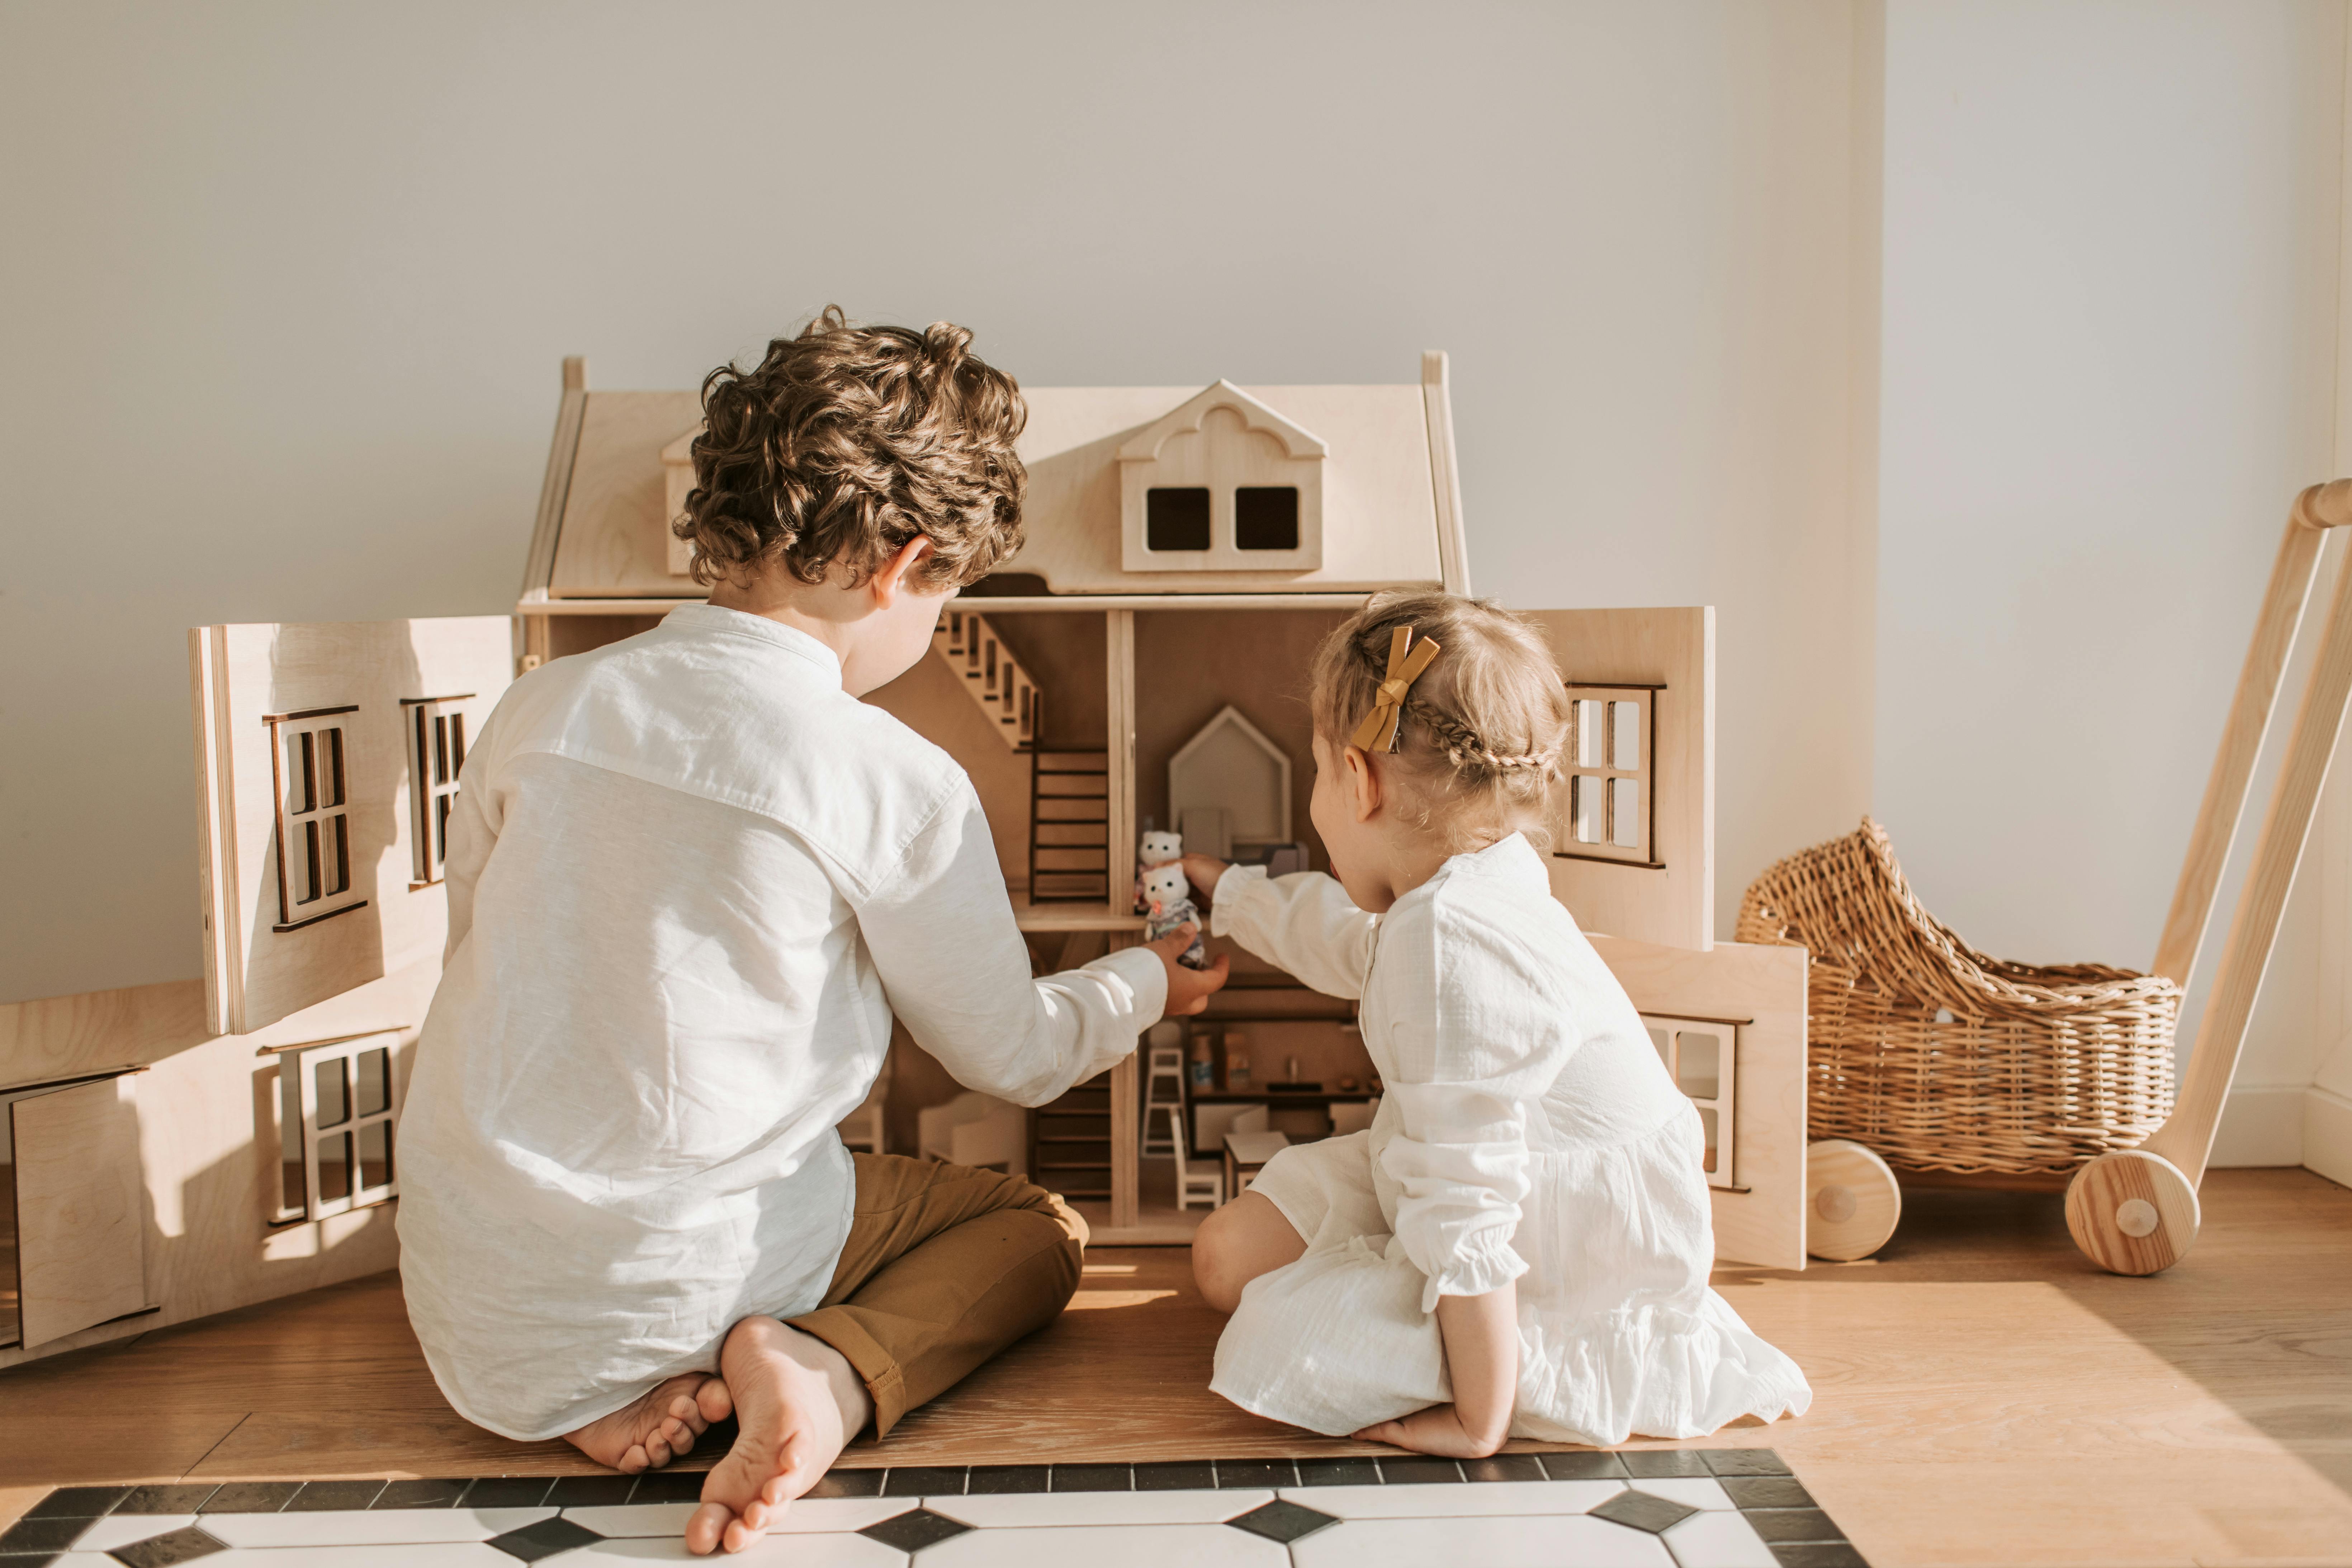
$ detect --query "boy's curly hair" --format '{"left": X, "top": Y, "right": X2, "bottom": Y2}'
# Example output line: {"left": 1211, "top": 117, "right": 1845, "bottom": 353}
{"left": 675, "top": 307, "right": 1027, "bottom": 591}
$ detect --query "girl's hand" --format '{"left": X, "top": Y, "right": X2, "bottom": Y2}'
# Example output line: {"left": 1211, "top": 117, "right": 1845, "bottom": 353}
{"left": 1180, "top": 853, "right": 1231, "bottom": 900}
{"left": 1147, "top": 924, "right": 1229, "bottom": 1016}
{"left": 1351, "top": 1403, "right": 1506, "bottom": 1460}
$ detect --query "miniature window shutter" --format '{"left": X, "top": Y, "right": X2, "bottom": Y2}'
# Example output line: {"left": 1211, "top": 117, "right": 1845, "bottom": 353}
{"left": 276, "top": 1034, "right": 400, "bottom": 1222}
{"left": 402, "top": 695, "right": 473, "bottom": 887}
{"left": 1644, "top": 1016, "right": 1739, "bottom": 1189}
{"left": 10, "top": 1075, "right": 148, "bottom": 1348}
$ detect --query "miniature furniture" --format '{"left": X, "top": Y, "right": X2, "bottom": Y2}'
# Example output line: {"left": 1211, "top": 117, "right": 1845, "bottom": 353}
{"left": 1224, "top": 1130, "right": 1292, "bottom": 1196}
{"left": 1140, "top": 1043, "right": 1187, "bottom": 1160}
{"left": 1330, "top": 1098, "right": 1380, "bottom": 1137}
{"left": 1175, "top": 1157, "right": 1225, "bottom": 1212}
{"left": 918, "top": 1093, "right": 1028, "bottom": 1179}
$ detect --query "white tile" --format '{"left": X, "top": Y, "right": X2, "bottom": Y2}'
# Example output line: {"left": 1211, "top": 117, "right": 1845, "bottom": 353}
{"left": 1277, "top": 1479, "right": 1622, "bottom": 1518}
{"left": 565, "top": 1497, "right": 906, "bottom": 1537}
{"left": 52, "top": 1557, "right": 124, "bottom": 1568}
{"left": 1292, "top": 1513, "right": 1676, "bottom": 1568}
{"left": 567, "top": 1531, "right": 904, "bottom": 1564}
{"left": 70, "top": 1513, "right": 197, "bottom": 1550}
{"left": 207, "top": 1544, "right": 519, "bottom": 1567}
{"left": 919, "top": 1522, "right": 1289, "bottom": 1568}
{"left": 1627, "top": 1478, "right": 1734, "bottom": 1510}
{"left": 933, "top": 1488, "right": 1272, "bottom": 1528}
{"left": 200, "top": 1506, "right": 555, "bottom": 1546}
{"left": 1665, "top": 1508, "right": 1780, "bottom": 1568}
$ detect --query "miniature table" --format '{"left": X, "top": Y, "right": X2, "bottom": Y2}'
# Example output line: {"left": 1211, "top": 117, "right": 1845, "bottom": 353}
{"left": 1223, "top": 1130, "right": 1293, "bottom": 1197}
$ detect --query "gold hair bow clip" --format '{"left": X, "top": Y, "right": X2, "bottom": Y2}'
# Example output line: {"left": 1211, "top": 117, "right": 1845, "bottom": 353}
{"left": 1349, "top": 626, "right": 1442, "bottom": 753}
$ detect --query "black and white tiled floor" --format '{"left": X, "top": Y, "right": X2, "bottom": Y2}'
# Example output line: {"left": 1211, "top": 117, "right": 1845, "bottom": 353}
{"left": 0, "top": 1451, "right": 1863, "bottom": 1568}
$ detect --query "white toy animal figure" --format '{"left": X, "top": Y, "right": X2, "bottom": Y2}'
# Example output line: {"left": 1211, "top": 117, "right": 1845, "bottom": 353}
{"left": 1140, "top": 861, "right": 1208, "bottom": 970}
{"left": 1134, "top": 828, "right": 1183, "bottom": 915}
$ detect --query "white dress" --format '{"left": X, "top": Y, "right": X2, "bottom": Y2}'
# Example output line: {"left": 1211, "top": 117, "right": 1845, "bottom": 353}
{"left": 1206, "top": 835, "right": 1811, "bottom": 1445}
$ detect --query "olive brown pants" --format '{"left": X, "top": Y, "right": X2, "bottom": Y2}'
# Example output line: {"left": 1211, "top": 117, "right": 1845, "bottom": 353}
{"left": 786, "top": 1152, "right": 1088, "bottom": 1438}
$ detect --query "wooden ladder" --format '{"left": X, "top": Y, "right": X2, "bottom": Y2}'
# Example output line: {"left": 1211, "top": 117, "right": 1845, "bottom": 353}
{"left": 933, "top": 609, "right": 1038, "bottom": 750}
{"left": 1029, "top": 750, "right": 1112, "bottom": 901}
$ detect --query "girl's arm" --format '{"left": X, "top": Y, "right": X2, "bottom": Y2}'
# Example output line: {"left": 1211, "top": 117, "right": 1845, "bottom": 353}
{"left": 1353, "top": 1283, "right": 1519, "bottom": 1457}
{"left": 1183, "top": 853, "right": 1377, "bottom": 1000}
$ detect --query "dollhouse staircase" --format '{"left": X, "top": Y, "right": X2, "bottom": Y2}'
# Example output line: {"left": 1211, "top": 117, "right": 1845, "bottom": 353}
{"left": 930, "top": 609, "right": 1112, "bottom": 905}
{"left": 1027, "top": 1071, "right": 1113, "bottom": 1201}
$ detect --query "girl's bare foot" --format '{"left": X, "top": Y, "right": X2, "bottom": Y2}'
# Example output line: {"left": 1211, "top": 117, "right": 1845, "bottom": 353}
{"left": 563, "top": 1373, "right": 733, "bottom": 1474}
{"left": 687, "top": 1316, "right": 872, "bottom": 1557}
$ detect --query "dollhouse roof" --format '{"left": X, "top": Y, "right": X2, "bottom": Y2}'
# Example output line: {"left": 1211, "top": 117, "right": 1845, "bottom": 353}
{"left": 1116, "top": 380, "right": 1329, "bottom": 464}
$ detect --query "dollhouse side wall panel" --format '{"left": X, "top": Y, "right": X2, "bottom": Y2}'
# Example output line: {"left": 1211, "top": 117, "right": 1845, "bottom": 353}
{"left": 13, "top": 1075, "right": 148, "bottom": 1346}
{"left": 1587, "top": 932, "right": 1807, "bottom": 1271}
{"left": 547, "top": 390, "right": 703, "bottom": 598}
{"left": 194, "top": 616, "right": 514, "bottom": 1034}
{"left": 1523, "top": 607, "right": 1715, "bottom": 950}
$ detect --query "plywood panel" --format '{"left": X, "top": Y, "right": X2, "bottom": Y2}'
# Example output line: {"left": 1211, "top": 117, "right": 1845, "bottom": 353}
{"left": 13, "top": 1076, "right": 147, "bottom": 1346}
{"left": 1521, "top": 608, "right": 1713, "bottom": 950}
{"left": 1588, "top": 933, "right": 1806, "bottom": 1270}
{"left": 545, "top": 391, "right": 704, "bottom": 598}
{"left": 190, "top": 617, "right": 514, "bottom": 1034}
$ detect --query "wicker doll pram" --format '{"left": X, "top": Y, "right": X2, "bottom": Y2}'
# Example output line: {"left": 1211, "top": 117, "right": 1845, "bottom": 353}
{"left": 1735, "top": 819, "right": 2180, "bottom": 1177}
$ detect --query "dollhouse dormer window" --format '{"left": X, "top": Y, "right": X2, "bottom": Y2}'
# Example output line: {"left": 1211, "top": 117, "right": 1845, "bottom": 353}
{"left": 264, "top": 705, "right": 368, "bottom": 932}
{"left": 1121, "top": 382, "right": 1326, "bottom": 573}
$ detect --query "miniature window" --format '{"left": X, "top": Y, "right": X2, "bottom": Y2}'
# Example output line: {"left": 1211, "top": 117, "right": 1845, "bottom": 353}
{"left": 1557, "top": 682, "right": 1661, "bottom": 868}
{"left": 1145, "top": 487, "right": 1212, "bottom": 551}
{"left": 263, "top": 705, "right": 368, "bottom": 931}
{"left": 1642, "top": 1015, "right": 1738, "bottom": 1189}
{"left": 402, "top": 695, "right": 473, "bottom": 887}
{"left": 1234, "top": 487, "right": 1300, "bottom": 550}
{"left": 271, "top": 1033, "right": 399, "bottom": 1224}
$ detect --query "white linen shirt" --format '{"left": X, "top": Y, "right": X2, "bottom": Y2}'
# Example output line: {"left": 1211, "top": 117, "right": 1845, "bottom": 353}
{"left": 396, "top": 605, "right": 1166, "bottom": 1441}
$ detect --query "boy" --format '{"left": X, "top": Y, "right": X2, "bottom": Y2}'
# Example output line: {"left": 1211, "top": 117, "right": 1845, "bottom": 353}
{"left": 397, "top": 310, "right": 1226, "bottom": 1556}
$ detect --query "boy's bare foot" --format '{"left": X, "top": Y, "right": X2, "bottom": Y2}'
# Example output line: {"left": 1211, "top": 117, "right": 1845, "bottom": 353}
{"left": 563, "top": 1373, "right": 733, "bottom": 1474}
{"left": 688, "top": 1315, "right": 872, "bottom": 1556}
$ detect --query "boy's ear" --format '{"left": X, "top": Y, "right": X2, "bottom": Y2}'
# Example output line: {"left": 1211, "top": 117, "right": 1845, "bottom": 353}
{"left": 1341, "top": 744, "right": 1383, "bottom": 824}
{"left": 870, "top": 536, "right": 936, "bottom": 606}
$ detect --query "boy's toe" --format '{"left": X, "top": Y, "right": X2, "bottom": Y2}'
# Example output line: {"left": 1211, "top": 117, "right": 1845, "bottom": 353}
{"left": 696, "top": 1376, "right": 734, "bottom": 1425}
{"left": 685, "top": 1501, "right": 732, "bottom": 1556}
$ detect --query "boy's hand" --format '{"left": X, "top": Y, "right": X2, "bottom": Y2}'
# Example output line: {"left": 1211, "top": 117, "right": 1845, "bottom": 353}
{"left": 1179, "top": 853, "right": 1231, "bottom": 901}
{"left": 1149, "top": 923, "right": 1228, "bottom": 1016}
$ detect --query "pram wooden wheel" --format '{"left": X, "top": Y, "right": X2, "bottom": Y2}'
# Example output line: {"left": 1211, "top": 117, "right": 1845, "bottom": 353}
{"left": 1805, "top": 1139, "right": 1901, "bottom": 1261}
{"left": 2065, "top": 1150, "right": 2200, "bottom": 1276}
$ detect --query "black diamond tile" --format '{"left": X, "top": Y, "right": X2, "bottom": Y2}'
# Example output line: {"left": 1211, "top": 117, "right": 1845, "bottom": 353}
{"left": 1292, "top": 1457, "right": 1381, "bottom": 1488}
{"left": 1591, "top": 1488, "right": 1701, "bottom": 1534}
{"left": 1211, "top": 1459, "right": 1296, "bottom": 1489}
{"left": 194, "top": 1481, "right": 300, "bottom": 1514}
{"left": 1050, "top": 1463, "right": 1132, "bottom": 1492}
{"left": 372, "top": 1478, "right": 472, "bottom": 1509}
{"left": 464, "top": 1477, "right": 555, "bottom": 1510}
{"left": 803, "top": 1469, "right": 885, "bottom": 1499}
{"left": 965, "top": 1465, "right": 1050, "bottom": 1494}
{"left": 487, "top": 1515, "right": 604, "bottom": 1563}
{"left": 0, "top": 1522, "right": 80, "bottom": 1555}
{"left": 285, "top": 1480, "right": 388, "bottom": 1512}
{"left": 1226, "top": 1498, "right": 1339, "bottom": 1543}
{"left": 1378, "top": 1456, "right": 1463, "bottom": 1484}
{"left": 1768, "top": 1545, "right": 1870, "bottom": 1568}
{"left": 1750, "top": 1507, "right": 1847, "bottom": 1543}
{"left": 1706, "top": 1447, "right": 1792, "bottom": 1477}
{"left": 1134, "top": 1462, "right": 1218, "bottom": 1491}
{"left": 0, "top": 1551, "right": 62, "bottom": 1568}
{"left": 108, "top": 1524, "right": 228, "bottom": 1568}
{"left": 28, "top": 1486, "right": 129, "bottom": 1519}
{"left": 1725, "top": 1476, "right": 1816, "bottom": 1510}
{"left": 859, "top": 1507, "right": 972, "bottom": 1552}
{"left": 1621, "top": 1449, "right": 1711, "bottom": 1478}
{"left": 546, "top": 1474, "right": 637, "bottom": 1508}
{"left": 1462, "top": 1454, "right": 1548, "bottom": 1483}
{"left": 882, "top": 1466, "right": 967, "bottom": 1497}
{"left": 625, "top": 1470, "right": 707, "bottom": 1505}
{"left": 113, "top": 1487, "right": 219, "bottom": 1517}
{"left": 1539, "top": 1450, "right": 1628, "bottom": 1481}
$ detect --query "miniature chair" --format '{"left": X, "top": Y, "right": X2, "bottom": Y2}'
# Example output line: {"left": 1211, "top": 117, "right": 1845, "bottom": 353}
{"left": 838, "top": 1075, "right": 889, "bottom": 1155}
{"left": 1329, "top": 1097, "right": 1379, "bottom": 1137}
{"left": 1176, "top": 1156, "right": 1225, "bottom": 1211}
{"left": 1141, "top": 1042, "right": 1188, "bottom": 1159}
{"left": 919, "top": 1091, "right": 1027, "bottom": 1178}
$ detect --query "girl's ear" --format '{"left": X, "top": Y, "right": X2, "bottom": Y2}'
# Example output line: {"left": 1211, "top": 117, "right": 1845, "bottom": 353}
{"left": 1340, "top": 743, "right": 1383, "bottom": 824}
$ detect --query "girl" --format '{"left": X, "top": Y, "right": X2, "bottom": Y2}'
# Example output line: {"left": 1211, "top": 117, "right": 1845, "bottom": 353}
{"left": 1186, "top": 590, "right": 1810, "bottom": 1456}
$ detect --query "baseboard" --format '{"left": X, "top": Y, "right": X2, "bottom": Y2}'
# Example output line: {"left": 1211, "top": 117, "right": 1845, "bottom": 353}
{"left": 2210, "top": 1084, "right": 2306, "bottom": 1167}
{"left": 2304, "top": 1084, "right": 2352, "bottom": 1190}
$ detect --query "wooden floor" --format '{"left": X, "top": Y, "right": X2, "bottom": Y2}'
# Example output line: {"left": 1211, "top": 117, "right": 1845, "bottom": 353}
{"left": 3, "top": 1168, "right": 2349, "bottom": 1567}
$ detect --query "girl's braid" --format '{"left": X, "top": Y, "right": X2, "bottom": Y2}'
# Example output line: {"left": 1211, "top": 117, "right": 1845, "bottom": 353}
{"left": 1403, "top": 695, "right": 1562, "bottom": 775}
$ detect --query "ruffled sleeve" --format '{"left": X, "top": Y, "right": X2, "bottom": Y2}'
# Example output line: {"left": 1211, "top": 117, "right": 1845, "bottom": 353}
{"left": 1208, "top": 866, "right": 1378, "bottom": 1000}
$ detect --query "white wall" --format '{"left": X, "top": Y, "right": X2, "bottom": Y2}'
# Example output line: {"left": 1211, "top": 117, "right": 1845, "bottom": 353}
{"left": 0, "top": 1, "right": 1881, "bottom": 1003}
{"left": 1876, "top": 0, "right": 2348, "bottom": 1162}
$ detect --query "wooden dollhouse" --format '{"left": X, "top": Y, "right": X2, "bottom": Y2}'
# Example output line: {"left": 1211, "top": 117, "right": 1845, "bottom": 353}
{"left": 0, "top": 349, "right": 1810, "bottom": 1374}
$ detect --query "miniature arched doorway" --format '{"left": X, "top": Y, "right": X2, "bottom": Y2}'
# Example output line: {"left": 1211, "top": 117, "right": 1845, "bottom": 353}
{"left": 1167, "top": 704, "right": 1292, "bottom": 860}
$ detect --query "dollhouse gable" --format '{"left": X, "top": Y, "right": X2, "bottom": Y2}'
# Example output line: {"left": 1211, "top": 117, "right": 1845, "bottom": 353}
{"left": 1117, "top": 380, "right": 1326, "bottom": 575}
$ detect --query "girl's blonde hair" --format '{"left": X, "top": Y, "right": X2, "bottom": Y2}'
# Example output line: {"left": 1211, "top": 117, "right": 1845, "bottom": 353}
{"left": 1308, "top": 589, "right": 1571, "bottom": 851}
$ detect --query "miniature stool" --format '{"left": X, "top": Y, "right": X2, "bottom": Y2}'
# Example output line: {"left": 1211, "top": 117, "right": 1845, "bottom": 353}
{"left": 1223, "top": 1129, "right": 1291, "bottom": 1197}
{"left": 1176, "top": 1156, "right": 1225, "bottom": 1211}
{"left": 1141, "top": 1043, "right": 1187, "bottom": 1159}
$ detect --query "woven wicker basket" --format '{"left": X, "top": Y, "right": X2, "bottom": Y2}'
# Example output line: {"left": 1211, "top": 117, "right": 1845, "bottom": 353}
{"left": 1735, "top": 818, "right": 2181, "bottom": 1176}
